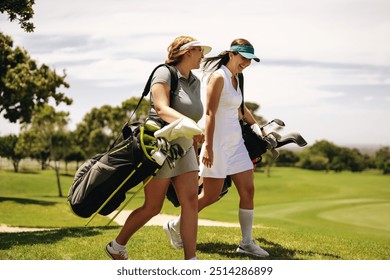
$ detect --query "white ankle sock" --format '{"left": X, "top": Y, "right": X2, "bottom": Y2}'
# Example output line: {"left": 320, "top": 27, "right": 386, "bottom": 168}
{"left": 239, "top": 208, "right": 254, "bottom": 245}
{"left": 112, "top": 239, "right": 126, "bottom": 251}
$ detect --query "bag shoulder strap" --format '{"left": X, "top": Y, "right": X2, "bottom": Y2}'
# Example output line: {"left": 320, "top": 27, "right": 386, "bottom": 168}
{"left": 131, "top": 64, "right": 178, "bottom": 119}
{"left": 238, "top": 73, "right": 245, "bottom": 117}
{"left": 141, "top": 64, "right": 178, "bottom": 97}
{"left": 110, "top": 64, "right": 178, "bottom": 151}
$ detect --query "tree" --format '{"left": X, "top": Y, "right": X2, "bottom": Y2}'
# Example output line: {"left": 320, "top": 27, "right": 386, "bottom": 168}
{"left": 73, "top": 106, "right": 118, "bottom": 158}
{"left": 15, "top": 129, "right": 49, "bottom": 170}
{"left": 309, "top": 140, "right": 340, "bottom": 167}
{"left": 298, "top": 140, "right": 368, "bottom": 172}
{"left": 349, "top": 148, "right": 367, "bottom": 172}
{"left": 298, "top": 150, "right": 329, "bottom": 171}
{"left": 74, "top": 97, "right": 150, "bottom": 158}
{"left": 304, "top": 140, "right": 341, "bottom": 171}
{"left": 275, "top": 149, "right": 300, "bottom": 167}
{"left": 121, "top": 97, "right": 150, "bottom": 124}
{"left": 16, "top": 104, "right": 69, "bottom": 197}
{"left": 0, "top": 134, "right": 22, "bottom": 172}
{"left": 262, "top": 152, "right": 276, "bottom": 177}
{"left": 0, "top": 0, "right": 35, "bottom": 32}
{"left": 64, "top": 146, "right": 86, "bottom": 172}
{"left": 0, "top": 32, "right": 72, "bottom": 123}
{"left": 49, "top": 131, "right": 69, "bottom": 197}
{"left": 375, "top": 147, "right": 390, "bottom": 175}
{"left": 332, "top": 147, "right": 366, "bottom": 172}
{"left": 245, "top": 101, "right": 266, "bottom": 124}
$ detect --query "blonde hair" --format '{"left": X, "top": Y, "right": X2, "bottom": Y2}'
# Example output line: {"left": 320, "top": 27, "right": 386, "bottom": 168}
{"left": 165, "top": 36, "right": 197, "bottom": 65}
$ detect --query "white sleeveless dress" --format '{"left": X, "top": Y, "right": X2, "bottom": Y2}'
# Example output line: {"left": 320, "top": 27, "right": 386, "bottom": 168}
{"left": 199, "top": 65, "right": 253, "bottom": 178}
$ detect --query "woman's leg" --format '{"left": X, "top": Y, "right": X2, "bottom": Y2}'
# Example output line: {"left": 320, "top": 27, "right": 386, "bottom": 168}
{"left": 198, "top": 177, "right": 226, "bottom": 211}
{"left": 231, "top": 169, "right": 255, "bottom": 209}
{"left": 115, "top": 177, "right": 171, "bottom": 246}
{"left": 231, "top": 169, "right": 269, "bottom": 257}
{"left": 166, "top": 176, "right": 225, "bottom": 251}
{"left": 231, "top": 169, "right": 255, "bottom": 243}
{"left": 170, "top": 176, "right": 224, "bottom": 227}
{"left": 172, "top": 171, "right": 199, "bottom": 259}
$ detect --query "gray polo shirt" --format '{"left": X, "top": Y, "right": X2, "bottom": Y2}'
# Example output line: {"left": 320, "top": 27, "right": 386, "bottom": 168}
{"left": 149, "top": 66, "right": 203, "bottom": 123}
{"left": 149, "top": 66, "right": 203, "bottom": 178}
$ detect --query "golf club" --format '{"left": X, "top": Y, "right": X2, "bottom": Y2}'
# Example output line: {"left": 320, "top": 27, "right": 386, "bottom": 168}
{"left": 270, "top": 148, "right": 279, "bottom": 159}
{"left": 263, "top": 134, "right": 278, "bottom": 149}
{"left": 260, "top": 118, "right": 285, "bottom": 130}
{"left": 276, "top": 132, "right": 308, "bottom": 148}
{"left": 266, "top": 131, "right": 282, "bottom": 141}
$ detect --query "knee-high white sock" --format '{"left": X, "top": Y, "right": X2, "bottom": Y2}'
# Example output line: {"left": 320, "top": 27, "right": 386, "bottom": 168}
{"left": 239, "top": 208, "right": 254, "bottom": 244}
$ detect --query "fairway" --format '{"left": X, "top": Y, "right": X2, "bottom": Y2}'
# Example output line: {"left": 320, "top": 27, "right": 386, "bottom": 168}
{"left": 254, "top": 198, "right": 390, "bottom": 241}
{"left": 319, "top": 202, "right": 390, "bottom": 232}
{"left": 0, "top": 167, "right": 389, "bottom": 260}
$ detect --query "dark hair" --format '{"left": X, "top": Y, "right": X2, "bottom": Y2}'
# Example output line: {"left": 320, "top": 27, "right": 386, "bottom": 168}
{"left": 202, "top": 38, "right": 254, "bottom": 73}
{"left": 165, "top": 35, "right": 197, "bottom": 65}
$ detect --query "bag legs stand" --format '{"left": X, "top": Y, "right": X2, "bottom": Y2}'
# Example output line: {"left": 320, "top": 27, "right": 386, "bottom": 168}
{"left": 105, "top": 173, "right": 156, "bottom": 226}
{"left": 84, "top": 161, "right": 144, "bottom": 226}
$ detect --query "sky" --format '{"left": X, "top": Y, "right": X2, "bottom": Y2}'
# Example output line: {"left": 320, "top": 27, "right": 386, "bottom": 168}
{"left": 1, "top": 0, "right": 389, "bottom": 148}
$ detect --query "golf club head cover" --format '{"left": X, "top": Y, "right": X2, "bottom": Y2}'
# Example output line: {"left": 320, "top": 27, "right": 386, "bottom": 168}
{"left": 250, "top": 123, "right": 262, "bottom": 137}
{"left": 154, "top": 117, "right": 202, "bottom": 141}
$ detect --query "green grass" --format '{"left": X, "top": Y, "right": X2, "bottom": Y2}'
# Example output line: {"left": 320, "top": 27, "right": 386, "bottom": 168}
{"left": 0, "top": 167, "right": 389, "bottom": 260}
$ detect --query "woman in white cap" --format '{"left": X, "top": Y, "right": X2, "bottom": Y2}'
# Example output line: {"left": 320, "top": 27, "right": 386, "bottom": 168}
{"left": 164, "top": 38, "right": 269, "bottom": 258}
{"left": 105, "top": 36, "right": 211, "bottom": 260}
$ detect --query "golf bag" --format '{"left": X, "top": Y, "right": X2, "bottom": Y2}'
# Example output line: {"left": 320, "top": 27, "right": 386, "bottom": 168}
{"left": 67, "top": 64, "right": 182, "bottom": 219}
{"left": 68, "top": 121, "right": 178, "bottom": 218}
{"left": 240, "top": 120, "right": 267, "bottom": 164}
{"left": 238, "top": 73, "right": 267, "bottom": 164}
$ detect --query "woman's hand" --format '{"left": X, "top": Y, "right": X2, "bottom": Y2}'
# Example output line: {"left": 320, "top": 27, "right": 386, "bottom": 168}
{"left": 193, "top": 134, "right": 205, "bottom": 144}
{"left": 202, "top": 145, "right": 213, "bottom": 168}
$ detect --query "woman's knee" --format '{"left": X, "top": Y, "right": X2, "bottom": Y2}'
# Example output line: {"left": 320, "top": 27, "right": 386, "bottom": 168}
{"left": 140, "top": 203, "right": 162, "bottom": 217}
{"left": 239, "top": 185, "right": 255, "bottom": 201}
{"left": 178, "top": 190, "right": 198, "bottom": 210}
{"left": 199, "top": 191, "right": 220, "bottom": 208}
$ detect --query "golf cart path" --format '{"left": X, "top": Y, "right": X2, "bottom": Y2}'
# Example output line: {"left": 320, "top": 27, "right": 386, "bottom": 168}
{"left": 108, "top": 210, "right": 240, "bottom": 227}
{"left": 0, "top": 224, "right": 58, "bottom": 233}
{"left": 0, "top": 211, "right": 239, "bottom": 232}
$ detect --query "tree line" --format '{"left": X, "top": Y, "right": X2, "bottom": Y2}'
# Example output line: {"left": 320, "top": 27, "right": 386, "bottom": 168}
{"left": 1, "top": 111, "right": 389, "bottom": 177}
{"left": 274, "top": 141, "right": 389, "bottom": 174}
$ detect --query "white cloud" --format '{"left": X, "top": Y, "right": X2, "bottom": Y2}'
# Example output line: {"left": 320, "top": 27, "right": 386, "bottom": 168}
{"left": 1, "top": 0, "right": 389, "bottom": 146}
